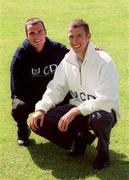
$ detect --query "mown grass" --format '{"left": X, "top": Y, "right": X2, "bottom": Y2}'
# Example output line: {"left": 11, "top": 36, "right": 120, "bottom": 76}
{"left": 0, "top": 0, "right": 129, "bottom": 179}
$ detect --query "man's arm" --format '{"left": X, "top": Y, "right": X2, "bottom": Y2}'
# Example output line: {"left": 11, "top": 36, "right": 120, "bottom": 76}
{"left": 10, "top": 55, "right": 34, "bottom": 101}
{"left": 78, "top": 61, "right": 119, "bottom": 117}
{"left": 35, "top": 60, "right": 69, "bottom": 113}
{"left": 29, "top": 59, "right": 70, "bottom": 130}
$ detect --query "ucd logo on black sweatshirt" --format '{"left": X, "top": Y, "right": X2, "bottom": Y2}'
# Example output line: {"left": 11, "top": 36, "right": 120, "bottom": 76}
{"left": 31, "top": 64, "right": 57, "bottom": 77}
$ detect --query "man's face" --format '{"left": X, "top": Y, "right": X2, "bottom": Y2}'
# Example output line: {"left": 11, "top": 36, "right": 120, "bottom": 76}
{"left": 26, "top": 22, "right": 46, "bottom": 52}
{"left": 68, "top": 26, "right": 91, "bottom": 60}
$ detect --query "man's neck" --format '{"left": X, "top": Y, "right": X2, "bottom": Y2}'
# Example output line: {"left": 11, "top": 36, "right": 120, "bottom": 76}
{"left": 35, "top": 46, "right": 44, "bottom": 53}
{"left": 77, "top": 51, "right": 86, "bottom": 62}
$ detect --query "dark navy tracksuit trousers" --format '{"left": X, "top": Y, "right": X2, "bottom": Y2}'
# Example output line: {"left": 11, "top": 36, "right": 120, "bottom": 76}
{"left": 31, "top": 104, "right": 116, "bottom": 153}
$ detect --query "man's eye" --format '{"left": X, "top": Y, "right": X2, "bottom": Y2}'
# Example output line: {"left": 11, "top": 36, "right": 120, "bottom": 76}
{"left": 69, "top": 36, "right": 73, "bottom": 39}
{"left": 29, "top": 32, "right": 35, "bottom": 36}
{"left": 39, "top": 30, "right": 43, "bottom": 34}
{"left": 77, "top": 34, "right": 82, "bottom": 38}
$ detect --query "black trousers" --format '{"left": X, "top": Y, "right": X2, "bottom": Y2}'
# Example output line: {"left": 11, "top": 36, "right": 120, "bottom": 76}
{"left": 30, "top": 104, "right": 116, "bottom": 152}
{"left": 11, "top": 94, "right": 71, "bottom": 140}
{"left": 11, "top": 97, "right": 35, "bottom": 139}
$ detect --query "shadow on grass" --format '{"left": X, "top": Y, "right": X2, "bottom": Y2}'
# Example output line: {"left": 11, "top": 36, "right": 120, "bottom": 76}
{"left": 27, "top": 139, "right": 129, "bottom": 180}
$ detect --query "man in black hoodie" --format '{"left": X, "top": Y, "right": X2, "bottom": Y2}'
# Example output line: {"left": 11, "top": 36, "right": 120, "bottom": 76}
{"left": 10, "top": 18, "right": 69, "bottom": 146}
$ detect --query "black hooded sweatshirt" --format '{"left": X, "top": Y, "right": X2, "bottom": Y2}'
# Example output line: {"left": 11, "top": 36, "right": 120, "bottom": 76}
{"left": 10, "top": 38, "right": 69, "bottom": 104}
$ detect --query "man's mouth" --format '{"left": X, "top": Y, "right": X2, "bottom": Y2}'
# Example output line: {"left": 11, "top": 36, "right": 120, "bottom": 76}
{"left": 34, "top": 40, "right": 41, "bottom": 44}
{"left": 74, "top": 44, "right": 81, "bottom": 50}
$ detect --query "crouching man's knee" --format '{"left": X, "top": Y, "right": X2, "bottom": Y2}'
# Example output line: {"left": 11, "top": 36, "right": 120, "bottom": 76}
{"left": 89, "top": 110, "right": 115, "bottom": 132}
{"left": 11, "top": 97, "right": 28, "bottom": 121}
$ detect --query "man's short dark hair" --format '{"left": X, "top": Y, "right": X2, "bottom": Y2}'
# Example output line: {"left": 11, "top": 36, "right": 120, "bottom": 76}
{"left": 25, "top": 18, "right": 46, "bottom": 35}
{"left": 69, "top": 19, "right": 90, "bottom": 35}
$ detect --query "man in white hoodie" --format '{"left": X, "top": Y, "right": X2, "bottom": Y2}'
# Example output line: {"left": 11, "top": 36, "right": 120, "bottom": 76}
{"left": 29, "top": 19, "right": 119, "bottom": 170}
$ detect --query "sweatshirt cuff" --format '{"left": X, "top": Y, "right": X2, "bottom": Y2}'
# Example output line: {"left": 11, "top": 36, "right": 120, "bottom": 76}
{"left": 35, "top": 100, "right": 51, "bottom": 113}
{"left": 78, "top": 105, "right": 89, "bottom": 116}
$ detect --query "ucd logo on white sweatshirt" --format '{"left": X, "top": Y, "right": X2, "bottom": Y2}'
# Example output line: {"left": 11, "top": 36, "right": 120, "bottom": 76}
{"left": 70, "top": 90, "right": 96, "bottom": 101}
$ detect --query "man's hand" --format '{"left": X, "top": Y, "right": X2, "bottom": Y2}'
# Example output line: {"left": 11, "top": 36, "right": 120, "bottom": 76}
{"left": 29, "top": 110, "right": 45, "bottom": 131}
{"left": 58, "top": 107, "right": 81, "bottom": 132}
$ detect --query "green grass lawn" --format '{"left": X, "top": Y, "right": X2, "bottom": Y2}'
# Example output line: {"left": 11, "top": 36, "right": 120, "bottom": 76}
{"left": 0, "top": 0, "right": 129, "bottom": 179}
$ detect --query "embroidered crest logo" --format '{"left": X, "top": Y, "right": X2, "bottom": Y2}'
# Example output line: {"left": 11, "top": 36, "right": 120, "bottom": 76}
{"left": 31, "top": 68, "right": 40, "bottom": 76}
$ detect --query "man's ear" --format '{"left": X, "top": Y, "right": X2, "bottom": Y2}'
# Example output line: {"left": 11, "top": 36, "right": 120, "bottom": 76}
{"left": 87, "top": 32, "right": 91, "bottom": 40}
{"left": 45, "top": 29, "right": 47, "bottom": 36}
{"left": 26, "top": 31, "right": 28, "bottom": 38}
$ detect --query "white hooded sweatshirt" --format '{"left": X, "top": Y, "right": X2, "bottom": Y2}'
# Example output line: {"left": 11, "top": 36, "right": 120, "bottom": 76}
{"left": 36, "top": 41, "right": 120, "bottom": 119}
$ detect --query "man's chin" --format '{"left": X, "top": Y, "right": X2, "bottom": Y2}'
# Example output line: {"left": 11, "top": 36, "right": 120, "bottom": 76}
{"left": 73, "top": 48, "right": 79, "bottom": 52}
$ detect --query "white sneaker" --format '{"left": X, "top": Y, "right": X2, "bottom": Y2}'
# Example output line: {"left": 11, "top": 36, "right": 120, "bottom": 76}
{"left": 17, "top": 128, "right": 31, "bottom": 146}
